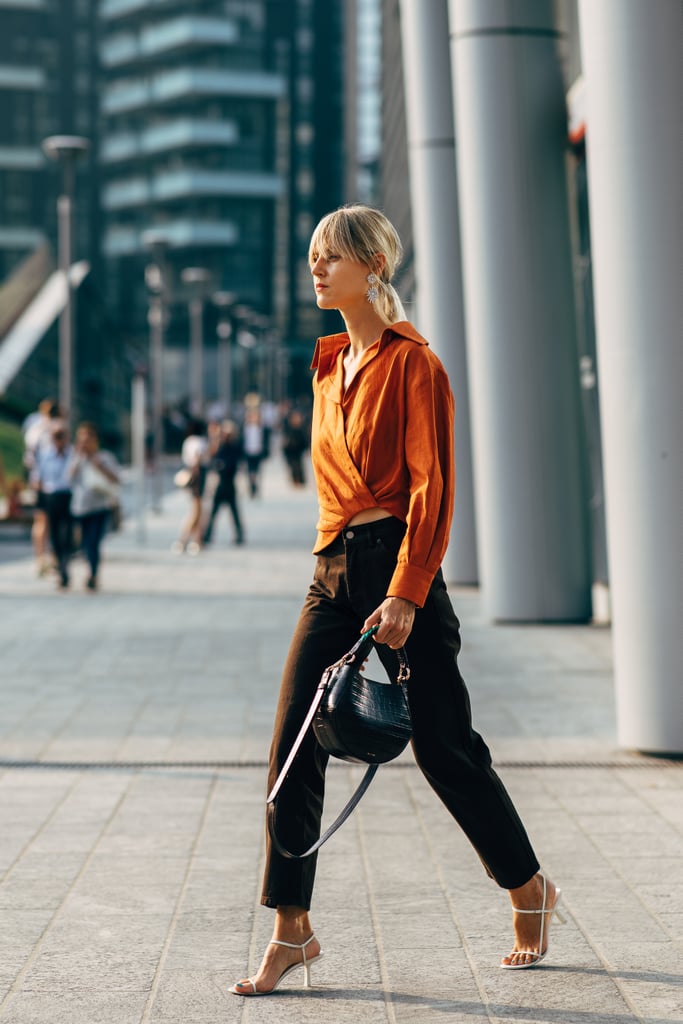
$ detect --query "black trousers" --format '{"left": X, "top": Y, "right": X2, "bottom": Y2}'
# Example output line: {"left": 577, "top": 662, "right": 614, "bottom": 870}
{"left": 78, "top": 509, "right": 110, "bottom": 579}
{"left": 261, "top": 517, "right": 539, "bottom": 910}
{"left": 203, "top": 482, "right": 243, "bottom": 543}
{"left": 44, "top": 490, "right": 72, "bottom": 581}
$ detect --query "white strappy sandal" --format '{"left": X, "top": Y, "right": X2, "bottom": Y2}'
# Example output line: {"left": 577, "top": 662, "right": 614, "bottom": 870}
{"left": 500, "top": 875, "right": 565, "bottom": 969}
{"left": 229, "top": 934, "right": 324, "bottom": 995}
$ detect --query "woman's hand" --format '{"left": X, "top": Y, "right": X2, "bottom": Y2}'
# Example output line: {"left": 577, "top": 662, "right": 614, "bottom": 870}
{"left": 91, "top": 454, "right": 119, "bottom": 483}
{"left": 363, "top": 597, "right": 416, "bottom": 649}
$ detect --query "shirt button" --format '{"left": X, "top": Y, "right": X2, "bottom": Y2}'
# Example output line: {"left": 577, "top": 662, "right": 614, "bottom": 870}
{"left": 345, "top": 529, "right": 355, "bottom": 539}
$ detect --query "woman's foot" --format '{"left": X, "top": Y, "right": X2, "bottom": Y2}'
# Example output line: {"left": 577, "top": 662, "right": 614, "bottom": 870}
{"left": 230, "top": 933, "right": 322, "bottom": 996}
{"left": 231, "top": 907, "right": 322, "bottom": 996}
{"left": 501, "top": 873, "right": 564, "bottom": 969}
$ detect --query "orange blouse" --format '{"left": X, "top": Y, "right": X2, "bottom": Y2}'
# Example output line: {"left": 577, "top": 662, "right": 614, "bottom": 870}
{"left": 310, "top": 320, "right": 455, "bottom": 608}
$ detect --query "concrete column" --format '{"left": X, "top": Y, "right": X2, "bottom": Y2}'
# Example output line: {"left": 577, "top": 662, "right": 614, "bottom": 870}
{"left": 399, "top": 0, "right": 478, "bottom": 584}
{"left": 189, "top": 298, "right": 204, "bottom": 415}
{"left": 577, "top": 0, "right": 683, "bottom": 752}
{"left": 131, "top": 371, "right": 147, "bottom": 545}
{"left": 449, "top": 0, "right": 591, "bottom": 621}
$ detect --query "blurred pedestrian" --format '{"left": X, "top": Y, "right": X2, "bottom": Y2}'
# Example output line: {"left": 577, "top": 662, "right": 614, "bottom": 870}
{"left": 173, "top": 418, "right": 208, "bottom": 554}
{"left": 203, "top": 420, "right": 244, "bottom": 546}
{"left": 260, "top": 399, "right": 279, "bottom": 456}
{"left": 243, "top": 407, "right": 265, "bottom": 498}
{"left": 68, "top": 422, "right": 121, "bottom": 591}
{"left": 34, "top": 419, "right": 73, "bottom": 589}
{"left": 281, "top": 408, "right": 309, "bottom": 487}
{"left": 231, "top": 204, "right": 562, "bottom": 997}
{"left": 23, "top": 397, "right": 62, "bottom": 575}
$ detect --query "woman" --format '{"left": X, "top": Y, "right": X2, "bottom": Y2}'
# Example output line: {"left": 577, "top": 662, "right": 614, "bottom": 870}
{"left": 202, "top": 419, "right": 244, "bottom": 546}
{"left": 172, "top": 419, "right": 208, "bottom": 555}
{"left": 23, "top": 398, "right": 63, "bottom": 576}
{"left": 281, "top": 407, "right": 309, "bottom": 487}
{"left": 242, "top": 406, "right": 265, "bottom": 498}
{"left": 231, "top": 205, "right": 563, "bottom": 996}
{"left": 69, "top": 422, "right": 120, "bottom": 590}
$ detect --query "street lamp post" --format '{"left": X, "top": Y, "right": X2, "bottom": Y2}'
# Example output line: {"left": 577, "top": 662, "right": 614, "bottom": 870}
{"left": 181, "top": 267, "right": 211, "bottom": 416}
{"left": 212, "top": 291, "right": 237, "bottom": 416}
{"left": 41, "top": 135, "right": 90, "bottom": 426}
{"left": 142, "top": 230, "right": 170, "bottom": 511}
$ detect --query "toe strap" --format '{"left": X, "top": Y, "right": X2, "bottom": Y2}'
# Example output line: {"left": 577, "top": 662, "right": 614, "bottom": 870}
{"left": 233, "top": 978, "right": 257, "bottom": 993}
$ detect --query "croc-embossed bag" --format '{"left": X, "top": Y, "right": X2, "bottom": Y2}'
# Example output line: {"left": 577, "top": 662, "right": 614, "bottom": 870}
{"left": 267, "top": 625, "right": 412, "bottom": 859}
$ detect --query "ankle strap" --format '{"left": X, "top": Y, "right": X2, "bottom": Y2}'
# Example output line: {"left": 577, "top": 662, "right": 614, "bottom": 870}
{"left": 269, "top": 934, "right": 315, "bottom": 951}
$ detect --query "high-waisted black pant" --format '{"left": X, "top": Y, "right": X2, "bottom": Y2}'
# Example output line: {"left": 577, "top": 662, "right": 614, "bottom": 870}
{"left": 261, "top": 517, "right": 539, "bottom": 910}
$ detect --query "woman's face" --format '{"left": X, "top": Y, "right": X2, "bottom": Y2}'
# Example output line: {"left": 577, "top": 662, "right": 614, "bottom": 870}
{"left": 76, "top": 428, "right": 97, "bottom": 454}
{"left": 310, "top": 249, "right": 370, "bottom": 313}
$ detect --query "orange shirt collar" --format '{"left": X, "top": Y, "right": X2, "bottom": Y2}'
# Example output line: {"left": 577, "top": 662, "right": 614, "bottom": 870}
{"left": 310, "top": 320, "right": 428, "bottom": 379}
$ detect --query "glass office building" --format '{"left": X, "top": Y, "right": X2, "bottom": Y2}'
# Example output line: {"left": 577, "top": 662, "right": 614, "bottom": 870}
{"left": 0, "top": 0, "right": 53, "bottom": 283}
{"left": 98, "top": 0, "right": 286, "bottom": 392}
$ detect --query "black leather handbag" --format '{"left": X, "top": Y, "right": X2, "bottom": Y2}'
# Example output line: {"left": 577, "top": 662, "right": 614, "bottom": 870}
{"left": 312, "top": 627, "right": 411, "bottom": 764}
{"left": 267, "top": 625, "right": 412, "bottom": 859}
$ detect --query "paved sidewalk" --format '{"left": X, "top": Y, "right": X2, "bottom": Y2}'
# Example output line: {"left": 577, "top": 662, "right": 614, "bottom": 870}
{"left": 0, "top": 457, "right": 680, "bottom": 1024}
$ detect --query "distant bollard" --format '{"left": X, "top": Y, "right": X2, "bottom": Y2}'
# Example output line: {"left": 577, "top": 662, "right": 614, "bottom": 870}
{"left": 131, "top": 372, "right": 147, "bottom": 544}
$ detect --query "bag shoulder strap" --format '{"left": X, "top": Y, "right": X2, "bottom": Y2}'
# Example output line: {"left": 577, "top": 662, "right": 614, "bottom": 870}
{"left": 266, "top": 626, "right": 386, "bottom": 861}
{"left": 267, "top": 763, "right": 377, "bottom": 860}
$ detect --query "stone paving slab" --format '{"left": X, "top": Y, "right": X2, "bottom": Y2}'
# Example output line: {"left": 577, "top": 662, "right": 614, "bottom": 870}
{"left": 0, "top": 456, "right": 681, "bottom": 1023}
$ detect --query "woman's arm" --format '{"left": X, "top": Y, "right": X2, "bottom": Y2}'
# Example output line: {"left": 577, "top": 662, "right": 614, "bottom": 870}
{"left": 388, "top": 350, "right": 455, "bottom": 606}
{"left": 90, "top": 452, "right": 120, "bottom": 484}
{"left": 362, "top": 349, "right": 455, "bottom": 648}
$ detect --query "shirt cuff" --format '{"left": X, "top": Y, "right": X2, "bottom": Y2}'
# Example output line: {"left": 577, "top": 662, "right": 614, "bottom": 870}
{"left": 387, "top": 562, "right": 435, "bottom": 609}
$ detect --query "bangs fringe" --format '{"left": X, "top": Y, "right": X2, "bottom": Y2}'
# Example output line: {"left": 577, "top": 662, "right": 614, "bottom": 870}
{"left": 309, "top": 209, "right": 371, "bottom": 265}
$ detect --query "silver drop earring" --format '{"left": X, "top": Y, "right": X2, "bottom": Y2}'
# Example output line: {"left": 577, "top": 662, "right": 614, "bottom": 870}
{"left": 366, "top": 273, "right": 379, "bottom": 303}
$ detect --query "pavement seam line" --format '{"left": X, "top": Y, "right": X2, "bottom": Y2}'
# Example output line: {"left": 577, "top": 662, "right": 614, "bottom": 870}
{"left": 0, "top": 772, "right": 135, "bottom": 1013}
{"left": 0, "top": 771, "right": 80, "bottom": 887}
{"left": 548, "top": 769, "right": 671, "bottom": 1022}
{"left": 112, "top": 690, "right": 155, "bottom": 762}
{"left": 353, "top": 768, "right": 397, "bottom": 1024}
{"left": 403, "top": 768, "right": 497, "bottom": 1023}
{"left": 13, "top": 689, "right": 92, "bottom": 764}
{"left": 139, "top": 773, "right": 219, "bottom": 1023}
{"left": 616, "top": 768, "right": 683, "bottom": 948}
{"left": 241, "top": 834, "right": 268, "bottom": 1024}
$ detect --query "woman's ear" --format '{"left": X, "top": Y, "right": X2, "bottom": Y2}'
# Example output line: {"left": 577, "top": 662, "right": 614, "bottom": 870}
{"left": 372, "top": 253, "right": 387, "bottom": 277}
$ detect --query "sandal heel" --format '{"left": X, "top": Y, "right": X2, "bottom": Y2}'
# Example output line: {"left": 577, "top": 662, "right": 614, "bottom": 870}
{"left": 230, "top": 933, "right": 322, "bottom": 996}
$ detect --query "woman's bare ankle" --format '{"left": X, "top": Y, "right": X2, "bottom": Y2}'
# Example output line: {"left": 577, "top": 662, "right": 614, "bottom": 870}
{"left": 508, "top": 872, "right": 556, "bottom": 910}
{"left": 272, "top": 905, "right": 314, "bottom": 943}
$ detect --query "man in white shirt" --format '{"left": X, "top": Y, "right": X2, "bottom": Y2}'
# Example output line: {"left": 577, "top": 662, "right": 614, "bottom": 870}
{"left": 35, "top": 421, "right": 73, "bottom": 588}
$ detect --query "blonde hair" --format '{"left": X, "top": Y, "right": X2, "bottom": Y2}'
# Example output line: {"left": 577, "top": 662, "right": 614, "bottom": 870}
{"left": 308, "top": 204, "right": 406, "bottom": 326}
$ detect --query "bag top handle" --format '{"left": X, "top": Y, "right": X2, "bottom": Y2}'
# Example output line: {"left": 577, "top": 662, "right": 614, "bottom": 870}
{"left": 338, "top": 623, "right": 410, "bottom": 684}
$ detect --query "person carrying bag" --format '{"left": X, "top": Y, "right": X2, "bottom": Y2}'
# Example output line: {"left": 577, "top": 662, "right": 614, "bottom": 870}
{"left": 69, "top": 422, "right": 120, "bottom": 590}
{"left": 230, "top": 206, "right": 563, "bottom": 998}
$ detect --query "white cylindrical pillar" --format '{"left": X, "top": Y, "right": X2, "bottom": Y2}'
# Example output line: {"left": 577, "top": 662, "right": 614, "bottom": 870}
{"left": 578, "top": 0, "right": 683, "bottom": 752}
{"left": 399, "top": 0, "right": 478, "bottom": 584}
{"left": 449, "top": 0, "right": 591, "bottom": 621}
